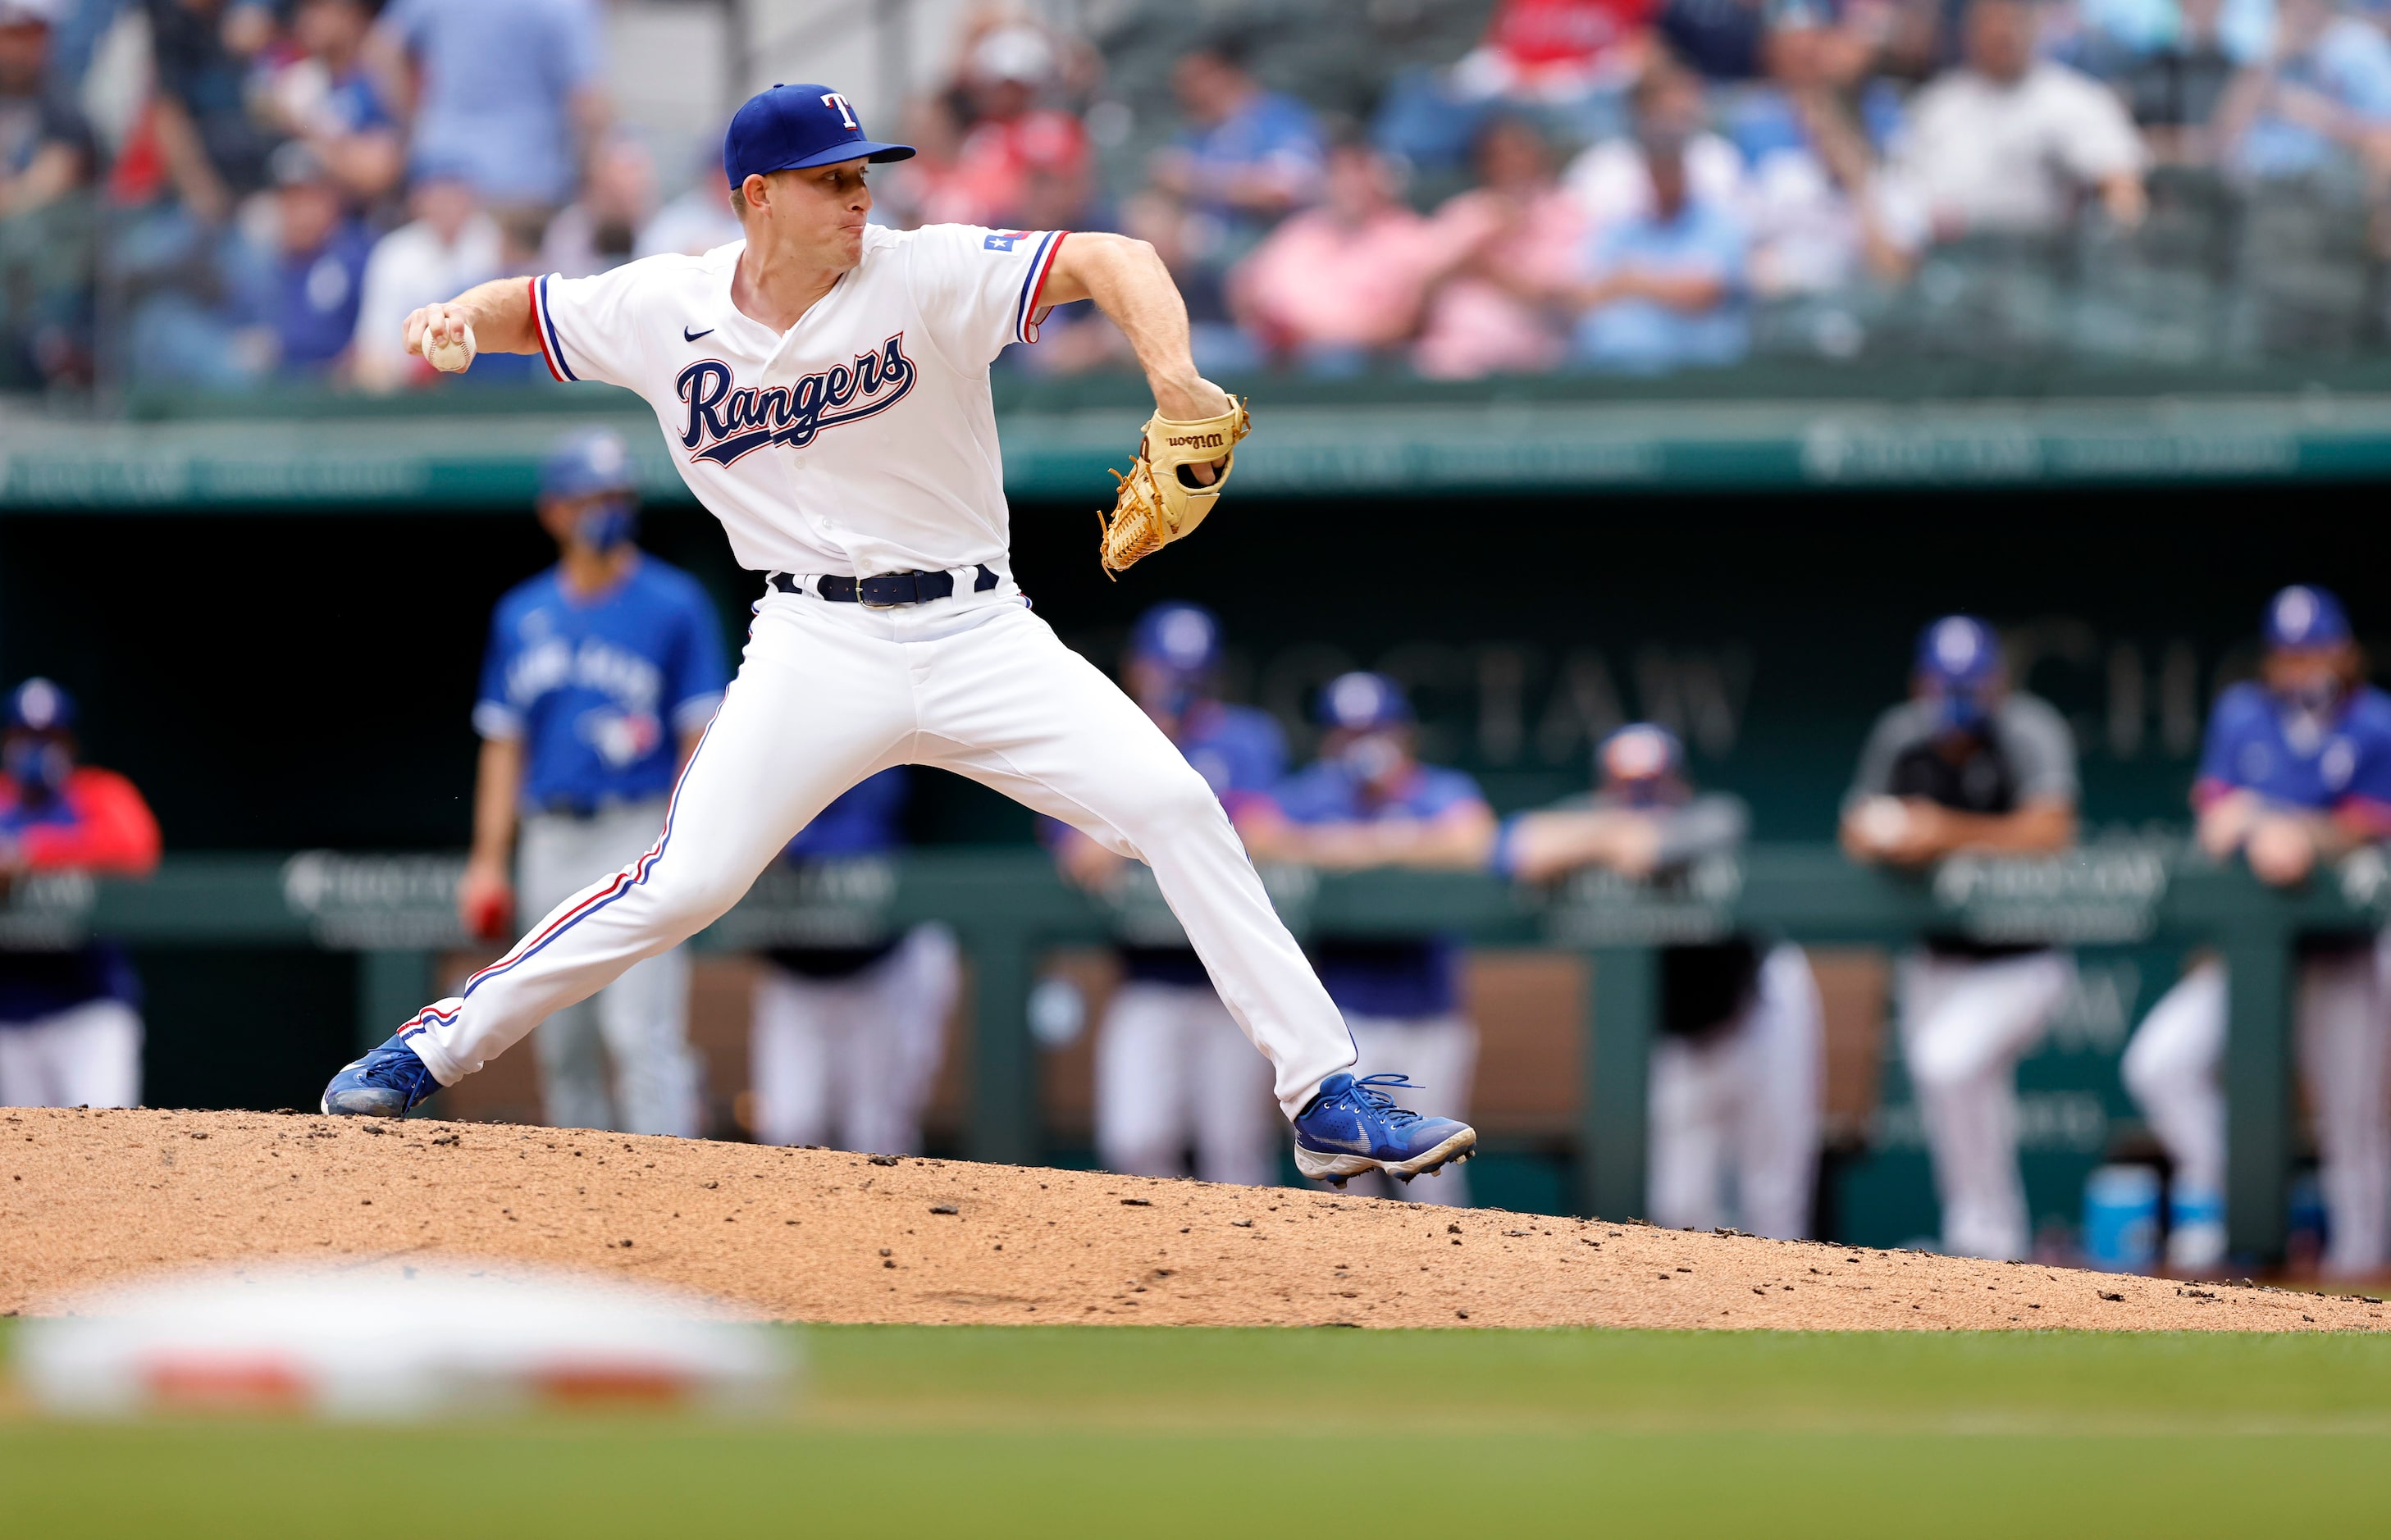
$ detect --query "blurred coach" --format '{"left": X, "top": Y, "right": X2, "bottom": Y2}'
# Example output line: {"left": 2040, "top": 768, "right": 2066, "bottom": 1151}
{"left": 457, "top": 429, "right": 727, "bottom": 1136}
{"left": 1504, "top": 722, "right": 1824, "bottom": 1239}
{"left": 1841, "top": 617, "right": 2079, "bottom": 1260}
{"left": 1237, "top": 672, "right": 1496, "bottom": 1204}
{"left": 1051, "top": 604, "right": 1286, "bottom": 1187}
{"left": 2123, "top": 585, "right": 2391, "bottom": 1278}
{"left": 0, "top": 680, "right": 161, "bottom": 1107}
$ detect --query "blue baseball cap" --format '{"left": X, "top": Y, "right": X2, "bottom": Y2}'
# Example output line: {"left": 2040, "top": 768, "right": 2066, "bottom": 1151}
{"left": 5, "top": 677, "right": 74, "bottom": 733}
{"left": 2265, "top": 585, "right": 2352, "bottom": 650}
{"left": 1915, "top": 615, "right": 2001, "bottom": 691}
{"left": 541, "top": 429, "right": 637, "bottom": 501}
{"left": 1599, "top": 722, "right": 1683, "bottom": 784}
{"left": 1129, "top": 603, "right": 1223, "bottom": 675}
{"left": 1319, "top": 672, "right": 1413, "bottom": 731}
{"left": 724, "top": 84, "right": 915, "bottom": 188}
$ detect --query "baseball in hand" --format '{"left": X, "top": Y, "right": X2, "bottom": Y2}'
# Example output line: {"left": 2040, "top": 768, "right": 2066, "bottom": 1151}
{"left": 426, "top": 321, "right": 477, "bottom": 373}
{"left": 1855, "top": 796, "right": 1911, "bottom": 852}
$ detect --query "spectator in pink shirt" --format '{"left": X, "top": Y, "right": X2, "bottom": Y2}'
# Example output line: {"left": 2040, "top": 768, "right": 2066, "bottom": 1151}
{"left": 1415, "top": 116, "right": 1587, "bottom": 379}
{"left": 1229, "top": 142, "right": 1462, "bottom": 375}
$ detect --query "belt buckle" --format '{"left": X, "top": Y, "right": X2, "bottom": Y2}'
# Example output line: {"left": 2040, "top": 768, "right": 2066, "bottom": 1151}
{"left": 856, "top": 573, "right": 900, "bottom": 609}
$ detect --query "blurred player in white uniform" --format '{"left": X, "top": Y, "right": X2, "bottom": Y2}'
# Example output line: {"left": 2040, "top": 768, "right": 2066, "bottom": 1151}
{"left": 1051, "top": 604, "right": 1284, "bottom": 1187}
{"left": 1238, "top": 672, "right": 1498, "bottom": 1204}
{"left": 749, "top": 768, "right": 960, "bottom": 1155}
{"left": 454, "top": 430, "right": 727, "bottom": 1137}
{"left": 1841, "top": 617, "right": 2079, "bottom": 1260}
{"left": 2122, "top": 585, "right": 2391, "bottom": 1278}
{"left": 323, "top": 84, "right": 1475, "bottom": 1188}
{"left": 1504, "top": 723, "right": 1824, "bottom": 1238}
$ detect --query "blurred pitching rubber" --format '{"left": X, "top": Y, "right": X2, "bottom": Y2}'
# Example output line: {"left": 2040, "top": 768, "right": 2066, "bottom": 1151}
{"left": 16, "top": 1259, "right": 792, "bottom": 1419}
{"left": 426, "top": 321, "right": 477, "bottom": 373}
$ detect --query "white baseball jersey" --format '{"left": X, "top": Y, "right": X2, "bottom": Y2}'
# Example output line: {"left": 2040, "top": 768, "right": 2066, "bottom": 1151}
{"left": 526, "top": 225, "right": 1066, "bottom": 577}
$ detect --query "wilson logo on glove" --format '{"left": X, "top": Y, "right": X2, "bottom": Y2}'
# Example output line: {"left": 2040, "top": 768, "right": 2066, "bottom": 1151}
{"left": 1097, "top": 398, "right": 1251, "bottom": 578}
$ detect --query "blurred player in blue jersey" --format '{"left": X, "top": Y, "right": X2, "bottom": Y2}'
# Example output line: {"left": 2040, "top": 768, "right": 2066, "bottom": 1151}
{"left": 0, "top": 680, "right": 161, "bottom": 1108}
{"left": 1238, "top": 672, "right": 1498, "bottom": 1204}
{"left": 1051, "top": 604, "right": 1287, "bottom": 1186}
{"left": 1841, "top": 617, "right": 2080, "bottom": 1260}
{"left": 2124, "top": 585, "right": 2391, "bottom": 1277}
{"left": 1503, "top": 723, "right": 1825, "bottom": 1238}
{"left": 456, "top": 429, "right": 728, "bottom": 1136}
{"left": 749, "top": 767, "right": 960, "bottom": 1155}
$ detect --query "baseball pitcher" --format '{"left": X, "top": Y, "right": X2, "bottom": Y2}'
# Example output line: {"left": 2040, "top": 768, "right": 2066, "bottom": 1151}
{"left": 322, "top": 84, "right": 1475, "bottom": 1187}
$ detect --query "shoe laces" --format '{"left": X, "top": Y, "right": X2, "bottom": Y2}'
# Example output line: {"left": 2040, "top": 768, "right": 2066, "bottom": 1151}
{"left": 1344, "top": 1073, "right": 1426, "bottom": 1128}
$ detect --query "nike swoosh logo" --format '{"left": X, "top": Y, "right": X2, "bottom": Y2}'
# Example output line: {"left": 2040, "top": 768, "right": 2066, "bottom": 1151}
{"left": 683, "top": 326, "right": 714, "bottom": 342}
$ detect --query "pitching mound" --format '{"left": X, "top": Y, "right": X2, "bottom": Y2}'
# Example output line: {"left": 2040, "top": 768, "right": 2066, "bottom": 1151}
{"left": 0, "top": 1108, "right": 2378, "bottom": 1332}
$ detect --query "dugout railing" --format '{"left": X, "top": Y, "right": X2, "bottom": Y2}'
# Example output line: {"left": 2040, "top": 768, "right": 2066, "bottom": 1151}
{"left": 26, "top": 841, "right": 2391, "bottom": 1263}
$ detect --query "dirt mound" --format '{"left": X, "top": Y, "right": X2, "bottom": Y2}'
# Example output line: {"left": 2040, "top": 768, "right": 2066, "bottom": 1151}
{"left": 0, "top": 1108, "right": 2377, "bottom": 1332}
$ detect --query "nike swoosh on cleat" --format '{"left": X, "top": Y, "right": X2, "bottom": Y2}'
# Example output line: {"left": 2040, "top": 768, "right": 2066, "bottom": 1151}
{"left": 683, "top": 326, "right": 714, "bottom": 342}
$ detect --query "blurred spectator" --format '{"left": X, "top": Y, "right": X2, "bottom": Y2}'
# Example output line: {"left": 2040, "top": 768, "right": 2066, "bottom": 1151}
{"left": 1569, "top": 85, "right": 1752, "bottom": 371}
{"left": 1413, "top": 116, "right": 1586, "bottom": 378}
{"left": 1878, "top": 0, "right": 2148, "bottom": 239}
{"left": 1122, "top": 188, "right": 1253, "bottom": 376}
{"left": 1563, "top": 57, "right": 1746, "bottom": 228}
{"left": 1235, "top": 672, "right": 1497, "bottom": 1207}
{"left": 751, "top": 772, "right": 959, "bottom": 1157}
{"left": 229, "top": 139, "right": 372, "bottom": 378}
{"left": 1727, "top": 0, "right": 1914, "bottom": 294}
{"left": 2122, "top": 585, "right": 2391, "bottom": 1279}
{"left": 368, "top": 0, "right": 605, "bottom": 212}
{"left": 146, "top": 0, "right": 281, "bottom": 222}
{"left": 0, "top": 0, "right": 96, "bottom": 387}
{"left": 2117, "top": 0, "right": 2246, "bottom": 163}
{"left": 1502, "top": 723, "right": 1824, "bottom": 1239}
{"left": 1151, "top": 36, "right": 1325, "bottom": 251}
{"left": 880, "top": 94, "right": 984, "bottom": 228}
{"left": 1660, "top": 0, "right": 1770, "bottom": 80}
{"left": 636, "top": 144, "right": 739, "bottom": 258}
{"left": 540, "top": 131, "right": 653, "bottom": 279}
{"left": 1230, "top": 141, "right": 1462, "bottom": 375}
{"left": 0, "top": 678, "right": 162, "bottom": 1109}
{"left": 1840, "top": 616, "right": 2079, "bottom": 1260}
{"left": 1377, "top": 0, "right": 1654, "bottom": 171}
{"left": 1053, "top": 604, "right": 1285, "bottom": 1188}
{"left": 2215, "top": 0, "right": 2391, "bottom": 182}
{"left": 255, "top": 0, "right": 404, "bottom": 207}
{"left": 349, "top": 161, "right": 498, "bottom": 390}
{"left": 945, "top": 23, "right": 1092, "bottom": 230}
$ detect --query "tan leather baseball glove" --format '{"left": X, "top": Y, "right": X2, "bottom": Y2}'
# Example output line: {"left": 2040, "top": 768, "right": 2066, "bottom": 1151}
{"left": 1096, "top": 398, "right": 1251, "bottom": 577}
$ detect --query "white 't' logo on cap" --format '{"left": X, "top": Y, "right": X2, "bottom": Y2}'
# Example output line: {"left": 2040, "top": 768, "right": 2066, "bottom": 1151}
{"left": 821, "top": 92, "right": 857, "bottom": 130}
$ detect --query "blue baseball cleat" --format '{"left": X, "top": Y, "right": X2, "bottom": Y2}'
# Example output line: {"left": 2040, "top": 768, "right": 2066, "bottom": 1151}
{"left": 1292, "top": 1072, "right": 1476, "bottom": 1187}
{"left": 321, "top": 1035, "right": 442, "bottom": 1117}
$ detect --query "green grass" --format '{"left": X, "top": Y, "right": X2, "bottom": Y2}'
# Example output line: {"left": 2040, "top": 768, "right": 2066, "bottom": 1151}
{"left": 5, "top": 1325, "right": 2390, "bottom": 1536}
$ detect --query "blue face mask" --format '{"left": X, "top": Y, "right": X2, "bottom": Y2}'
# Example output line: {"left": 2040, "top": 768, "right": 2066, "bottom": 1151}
{"left": 3, "top": 736, "right": 71, "bottom": 799}
{"left": 1930, "top": 686, "right": 1990, "bottom": 735}
{"left": 575, "top": 499, "right": 638, "bottom": 553}
{"left": 1337, "top": 731, "right": 1406, "bottom": 786}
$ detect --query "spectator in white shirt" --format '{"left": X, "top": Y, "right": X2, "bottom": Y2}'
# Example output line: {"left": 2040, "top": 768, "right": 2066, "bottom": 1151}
{"left": 539, "top": 130, "right": 655, "bottom": 279}
{"left": 1881, "top": 0, "right": 2149, "bottom": 241}
{"left": 1563, "top": 61, "right": 1745, "bottom": 230}
{"left": 349, "top": 163, "right": 500, "bottom": 390}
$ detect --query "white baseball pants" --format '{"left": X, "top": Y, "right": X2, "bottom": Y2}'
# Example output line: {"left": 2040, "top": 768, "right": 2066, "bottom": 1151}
{"left": 1096, "top": 979, "right": 1281, "bottom": 1187}
{"left": 1647, "top": 944, "right": 1824, "bottom": 1240}
{"left": 517, "top": 800, "right": 702, "bottom": 1138}
{"left": 1343, "top": 1012, "right": 1477, "bottom": 1206}
{"left": 0, "top": 999, "right": 141, "bottom": 1108}
{"left": 1898, "top": 949, "right": 2074, "bottom": 1260}
{"left": 400, "top": 583, "right": 1358, "bottom": 1120}
{"left": 2122, "top": 948, "right": 2391, "bottom": 1278}
{"left": 750, "top": 923, "right": 960, "bottom": 1155}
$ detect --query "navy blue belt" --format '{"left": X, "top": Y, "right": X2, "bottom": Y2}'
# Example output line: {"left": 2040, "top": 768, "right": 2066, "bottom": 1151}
{"left": 772, "top": 566, "right": 998, "bottom": 607}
